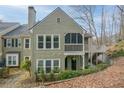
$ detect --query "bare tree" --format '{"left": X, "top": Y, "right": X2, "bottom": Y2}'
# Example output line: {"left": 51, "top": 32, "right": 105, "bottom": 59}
{"left": 117, "top": 5, "right": 124, "bottom": 41}
{"left": 70, "top": 5, "right": 100, "bottom": 46}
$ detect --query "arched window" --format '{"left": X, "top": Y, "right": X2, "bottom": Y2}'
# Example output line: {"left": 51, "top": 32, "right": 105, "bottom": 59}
{"left": 65, "top": 33, "right": 82, "bottom": 44}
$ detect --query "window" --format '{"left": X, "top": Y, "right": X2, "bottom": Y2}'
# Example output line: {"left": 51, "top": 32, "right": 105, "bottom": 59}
{"left": 15, "top": 39, "right": 18, "bottom": 47}
{"left": 37, "top": 60, "right": 44, "bottom": 73}
{"left": 53, "top": 60, "right": 60, "bottom": 72}
{"left": 24, "top": 38, "right": 30, "bottom": 49}
{"left": 13, "top": 56, "right": 16, "bottom": 65}
{"left": 53, "top": 35, "right": 59, "bottom": 48}
{"left": 37, "top": 59, "right": 60, "bottom": 73}
{"left": 57, "top": 18, "right": 60, "bottom": 23}
{"left": 12, "top": 39, "right": 14, "bottom": 47}
{"left": 78, "top": 33, "right": 82, "bottom": 43}
{"left": 7, "top": 39, "right": 11, "bottom": 47}
{"left": 18, "top": 39, "right": 21, "bottom": 46}
{"left": 65, "top": 33, "right": 82, "bottom": 44}
{"left": 4, "top": 39, "right": 6, "bottom": 47}
{"left": 46, "top": 36, "right": 51, "bottom": 48}
{"left": 65, "top": 33, "right": 70, "bottom": 43}
{"left": 8, "top": 56, "right": 12, "bottom": 65}
{"left": 45, "top": 60, "right": 51, "bottom": 73}
{"left": 71, "top": 33, "right": 76, "bottom": 43}
{"left": 37, "top": 35, "right": 60, "bottom": 49}
{"left": 4, "top": 38, "right": 21, "bottom": 48}
{"left": 6, "top": 54, "right": 19, "bottom": 66}
{"left": 38, "top": 36, "right": 44, "bottom": 49}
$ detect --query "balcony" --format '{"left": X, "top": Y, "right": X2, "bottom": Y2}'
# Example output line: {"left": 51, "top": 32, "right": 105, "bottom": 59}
{"left": 64, "top": 44, "right": 83, "bottom": 51}
{"left": 64, "top": 44, "right": 90, "bottom": 52}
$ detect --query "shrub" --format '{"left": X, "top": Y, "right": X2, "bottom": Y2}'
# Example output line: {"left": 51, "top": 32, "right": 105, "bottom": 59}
{"left": 21, "top": 60, "right": 31, "bottom": 76}
{"left": 96, "top": 63, "right": 109, "bottom": 71}
{"left": 47, "top": 71, "right": 56, "bottom": 81}
{"left": 81, "top": 67, "right": 98, "bottom": 75}
{"left": 36, "top": 63, "right": 110, "bottom": 82}
{"left": 111, "top": 49, "right": 124, "bottom": 58}
{"left": 53, "top": 68, "right": 60, "bottom": 73}
{"left": 57, "top": 70, "right": 82, "bottom": 80}
{"left": 0, "top": 67, "right": 9, "bottom": 78}
{"left": 39, "top": 68, "right": 46, "bottom": 83}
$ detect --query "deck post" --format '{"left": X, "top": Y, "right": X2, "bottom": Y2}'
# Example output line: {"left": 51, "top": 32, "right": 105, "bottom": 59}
{"left": 90, "top": 52, "right": 93, "bottom": 66}
{"left": 82, "top": 33, "right": 85, "bottom": 69}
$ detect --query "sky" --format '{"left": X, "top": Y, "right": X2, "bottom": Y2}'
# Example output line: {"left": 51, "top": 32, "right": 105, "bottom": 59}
{"left": 0, "top": 5, "right": 115, "bottom": 24}
{"left": 0, "top": 5, "right": 59, "bottom": 24}
{"left": 0, "top": 5, "right": 117, "bottom": 36}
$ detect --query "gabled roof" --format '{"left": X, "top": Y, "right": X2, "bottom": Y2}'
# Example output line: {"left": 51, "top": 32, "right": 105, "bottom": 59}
{"left": 4, "top": 24, "right": 29, "bottom": 36}
{"left": 3, "top": 7, "right": 92, "bottom": 37}
{"left": 0, "top": 22, "right": 19, "bottom": 32}
{"left": 29, "top": 7, "right": 87, "bottom": 33}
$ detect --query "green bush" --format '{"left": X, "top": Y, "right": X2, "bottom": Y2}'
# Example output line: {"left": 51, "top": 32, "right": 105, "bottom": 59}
{"left": 21, "top": 60, "right": 31, "bottom": 76}
{"left": 111, "top": 49, "right": 124, "bottom": 58}
{"left": 81, "top": 67, "right": 98, "bottom": 75}
{"left": 36, "top": 63, "right": 110, "bottom": 82}
{"left": 0, "top": 67, "right": 9, "bottom": 78}
{"left": 47, "top": 71, "right": 56, "bottom": 81}
{"left": 39, "top": 68, "right": 46, "bottom": 82}
{"left": 57, "top": 70, "right": 82, "bottom": 80}
{"left": 96, "top": 63, "right": 109, "bottom": 71}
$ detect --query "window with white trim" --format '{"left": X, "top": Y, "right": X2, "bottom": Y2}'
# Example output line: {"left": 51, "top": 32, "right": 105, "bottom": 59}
{"left": 37, "top": 35, "right": 60, "bottom": 49}
{"left": 38, "top": 35, "right": 44, "bottom": 49}
{"left": 7, "top": 39, "right": 11, "bottom": 47}
{"left": 65, "top": 33, "right": 82, "bottom": 44}
{"left": 45, "top": 60, "right": 52, "bottom": 73}
{"left": 37, "top": 59, "right": 60, "bottom": 73}
{"left": 4, "top": 38, "right": 21, "bottom": 48}
{"left": 24, "top": 38, "right": 30, "bottom": 49}
{"left": 37, "top": 60, "right": 44, "bottom": 73}
{"left": 46, "top": 36, "right": 51, "bottom": 49}
{"left": 6, "top": 54, "right": 19, "bottom": 66}
{"left": 53, "top": 59, "right": 60, "bottom": 72}
{"left": 53, "top": 35, "right": 59, "bottom": 48}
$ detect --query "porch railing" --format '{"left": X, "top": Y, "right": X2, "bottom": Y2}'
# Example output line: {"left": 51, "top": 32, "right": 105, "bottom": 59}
{"left": 64, "top": 44, "right": 83, "bottom": 51}
{"left": 64, "top": 44, "right": 89, "bottom": 51}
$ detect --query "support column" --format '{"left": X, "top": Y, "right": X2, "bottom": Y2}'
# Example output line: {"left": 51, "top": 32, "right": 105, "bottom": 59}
{"left": 90, "top": 52, "right": 93, "bottom": 66}
{"left": 82, "top": 33, "right": 85, "bottom": 69}
{"left": 67, "top": 57, "right": 71, "bottom": 70}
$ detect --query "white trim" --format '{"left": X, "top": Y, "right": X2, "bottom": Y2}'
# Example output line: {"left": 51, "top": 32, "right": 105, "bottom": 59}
{"left": 24, "top": 38, "right": 31, "bottom": 49}
{"left": 6, "top": 53, "right": 19, "bottom": 67}
{"left": 36, "top": 34, "right": 60, "bottom": 50}
{"left": 36, "top": 59, "right": 60, "bottom": 73}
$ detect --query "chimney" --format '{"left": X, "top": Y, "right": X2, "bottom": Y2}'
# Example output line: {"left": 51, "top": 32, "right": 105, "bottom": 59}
{"left": 28, "top": 6, "right": 36, "bottom": 29}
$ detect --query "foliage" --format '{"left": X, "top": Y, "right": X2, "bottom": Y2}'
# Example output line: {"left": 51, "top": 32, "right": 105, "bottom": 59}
{"left": 96, "top": 63, "right": 110, "bottom": 70}
{"left": 107, "top": 40, "right": 124, "bottom": 58}
{"left": 0, "top": 67, "right": 9, "bottom": 78}
{"left": 36, "top": 63, "right": 110, "bottom": 82}
{"left": 47, "top": 71, "right": 56, "bottom": 81}
{"left": 57, "top": 70, "right": 82, "bottom": 80}
{"left": 21, "top": 59, "right": 31, "bottom": 76}
{"left": 81, "top": 67, "right": 98, "bottom": 75}
{"left": 39, "top": 68, "right": 46, "bottom": 83}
